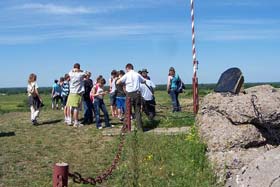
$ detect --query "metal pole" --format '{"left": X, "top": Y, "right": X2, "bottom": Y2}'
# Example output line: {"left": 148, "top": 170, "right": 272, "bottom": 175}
{"left": 191, "top": 0, "right": 199, "bottom": 114}
{"left": 53, "top": 163, "right": 69, "bottom": 187}
{"left": 126, "top": 97, "right": 131, "bottom": 131}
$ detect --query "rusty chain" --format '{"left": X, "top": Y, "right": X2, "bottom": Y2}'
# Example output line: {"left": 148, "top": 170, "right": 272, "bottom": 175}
{"left": 67, "top": 97, "right": 190, "bottom": 185}
{"left": 68, "top": 97, "right": 132, "bottom": 185}
{"left": 68, "top": 124, "right": 128, "bottom": 185}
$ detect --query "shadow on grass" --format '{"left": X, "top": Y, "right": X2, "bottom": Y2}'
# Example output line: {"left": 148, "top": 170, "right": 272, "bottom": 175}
{"left": 110, "top": 121, "right": 124, "bottom": 126}
{"left": 0, "top": 131, "right": 15, "bottom": 137}
{"left": 156, "top": 113, "right": 194, "bottom": 120}
{"left": 143, "top": 119, "right": 160, "bottom": 132}
{"left": 37, "top": 119, "right": 62, "bottom": 126}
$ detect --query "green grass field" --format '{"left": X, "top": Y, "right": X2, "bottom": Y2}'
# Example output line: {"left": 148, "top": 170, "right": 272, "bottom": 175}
{"left": 0, "top": 90, "right": 218, "bottom": 187}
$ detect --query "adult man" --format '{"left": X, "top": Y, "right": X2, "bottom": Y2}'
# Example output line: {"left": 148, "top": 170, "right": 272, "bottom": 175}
{"left": 141, "top": 68, "right": 151, "bottom": 80}
{"left": 117, "top": 63, "right": 145, "bottom": 131}
{"left": 66, "top": 63, "right": 85, "bottom": 127}
{"left": 140, "top": 73, "right": 156, "bottom": 120}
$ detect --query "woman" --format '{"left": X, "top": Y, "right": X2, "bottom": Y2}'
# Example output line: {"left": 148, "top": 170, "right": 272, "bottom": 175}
{"left": 167, "top": 67, "right": 181, "bottom": 112}
{"left": 27, "top": 73, "right": 43, "bottom": 125}
{"left": 91, "top": 78, "right": 112, "bottom": 129}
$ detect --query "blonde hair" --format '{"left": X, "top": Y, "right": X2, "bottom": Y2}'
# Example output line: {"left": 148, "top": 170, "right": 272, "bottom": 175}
{"left": 28, "top": 73, "right": 37, "bottom": 84}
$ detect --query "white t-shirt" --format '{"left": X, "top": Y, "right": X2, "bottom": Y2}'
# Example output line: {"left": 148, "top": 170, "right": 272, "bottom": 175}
{"left": 145, "top": 79, "right": 156, "bottom": 89}
{"left": 27, "top": 81, "right": 38, "bottom": 97}
{"left": 140, "top": 79, "right": 155, "bottom": 101}
{"left": 69, "top": 70, "right": 85, "bottom": 94}
{"left": 120, "top": 70, "right": 145, "bottom": 93}
{"left": 95, "top": 86, "right": 104, "bottom": 99}
{"left": 109, "top": 77, "right": 117, "bottom": 94}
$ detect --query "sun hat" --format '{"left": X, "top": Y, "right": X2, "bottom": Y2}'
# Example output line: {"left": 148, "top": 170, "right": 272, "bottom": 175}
{"left": 141, "top": 68, "right": 148, "bottom": 73}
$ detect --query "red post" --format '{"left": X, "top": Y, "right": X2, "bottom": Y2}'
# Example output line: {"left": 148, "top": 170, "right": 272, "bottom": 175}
{"left": 193, "top": 76, "right": 199, "bottom": 114}
{"left": 126, "top": 97, "right": 131, "bottom": 131}
{"left": 53, "top": 163, "right": 69, "bottom": 187}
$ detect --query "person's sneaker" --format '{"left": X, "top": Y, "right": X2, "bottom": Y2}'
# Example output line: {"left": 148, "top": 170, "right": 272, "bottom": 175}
{"left": 79, "top": 123, "right": 84, "bottom": 127}
{"left": 31, "top": 119, "right": 38, "bottom": 125}
{"left": 66, "top": 119, "right": 72, "bottom": 126}
{"left": 73, "top": 123, "right": 79, "bottom": 128}
{"left": 98, "top": 126, "right": 103, "bottom": 130}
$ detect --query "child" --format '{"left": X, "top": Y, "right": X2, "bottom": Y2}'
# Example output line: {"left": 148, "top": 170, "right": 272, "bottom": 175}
{"left": 27, "top": 73, "right": 43, "bottom": 125}
{"left": 115, "top": 70, "right": 126, "bottom": 121}
{"left": 61, "top": 73, "right": 70, "bottom": 124}
{"left": 109, "top": 70, "right": 118, "bottom": 117}
{"left": 51, "top": 79, "right": 62, "bottom": 110}
{"left": 91, "top": 78, "right": 112, "bottom": 129}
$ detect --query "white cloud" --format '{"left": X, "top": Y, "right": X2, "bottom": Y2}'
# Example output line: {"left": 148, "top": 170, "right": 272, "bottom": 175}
{"left": 213, "top": 0, "right": 264, "bottom": 7}
{"left": 11, "top": 1, "right": 185, "bottom": 15}
{"left": 198, "top": 28, "right": 280, "bottom": 41}
{"left": 205, "top": 19, "right": 280, "bottom": 26}
{"left": 0, "top": 23, "right": 187, "bottom": 45}
{"left": 197, "top": 18, "right": 280, "bottom": 41}
{"left": 14, "top": 3, "right": 104, "bottom": 15}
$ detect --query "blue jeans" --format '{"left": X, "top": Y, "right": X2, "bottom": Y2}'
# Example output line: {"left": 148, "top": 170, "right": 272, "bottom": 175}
{"left": 169, "top": 90, "right": 181, "bottom": 112}
{"left": 62, "top": 95, "right": 68, "bottom": 107}
{"left": 83, "top": 99, "right": 93, "bottom": 124}
{"left": 94, "top": 98, "right": 110, "bottom": 128}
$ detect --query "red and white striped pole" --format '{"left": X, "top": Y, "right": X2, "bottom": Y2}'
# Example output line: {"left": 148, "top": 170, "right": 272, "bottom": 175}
{"left": 190, "top": 0, "right": 199, "bottom": 114}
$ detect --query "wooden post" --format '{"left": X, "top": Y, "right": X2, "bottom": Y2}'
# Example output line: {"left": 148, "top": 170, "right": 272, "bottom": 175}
{"left": 53, "top": 162, "right": 69, "bottom": 187}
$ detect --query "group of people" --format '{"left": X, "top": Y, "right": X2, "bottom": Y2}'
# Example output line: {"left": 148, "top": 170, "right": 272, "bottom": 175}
{"left": 27, "top": 63, "right": 183, "bottom": 130}
{"left": 51, "top": 75, "right": 70, "bottom": 110}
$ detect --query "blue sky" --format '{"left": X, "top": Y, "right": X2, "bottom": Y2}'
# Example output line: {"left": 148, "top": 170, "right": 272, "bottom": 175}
{"left": 0, "top": 0, "right": 279, "bottom": 88}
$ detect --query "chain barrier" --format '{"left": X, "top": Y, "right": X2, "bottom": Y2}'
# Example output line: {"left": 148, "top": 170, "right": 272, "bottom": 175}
{"left": 68, "top": 124, "right": 128, "bottom": 185}
{"left": 64, "top": 97, "right": 193, "bottom": 186}
{"left": 68, "top": 97, "right": 132, "bottom": 185}
{"left": 251, "top": 94, "right": 280, "bottom": 144}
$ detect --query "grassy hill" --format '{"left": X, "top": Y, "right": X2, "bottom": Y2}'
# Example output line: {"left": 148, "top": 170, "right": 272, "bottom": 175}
{"left": 0, "top": 90, "right": 219, "bottom": 187}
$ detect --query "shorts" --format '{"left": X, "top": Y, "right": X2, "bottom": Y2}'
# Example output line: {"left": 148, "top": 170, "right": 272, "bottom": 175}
{"left": 116, "top": 97, "right": 126, "bottom": 110}
{"left": 66, "top": 93, "right": 82, "bottom": 108}
{"left": 109, "top": 92, "right": 117, "bottom": 105}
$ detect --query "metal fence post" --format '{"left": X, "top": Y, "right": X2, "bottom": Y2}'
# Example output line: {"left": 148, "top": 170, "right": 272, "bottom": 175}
{"left": 126, "top": 97, "right": 131, "bottom": 131}
{"left": 53, "top": 162, "right": 69, "bottom": 187}
{"left": 193, "top": 76, "right": 199, "bottom": 114}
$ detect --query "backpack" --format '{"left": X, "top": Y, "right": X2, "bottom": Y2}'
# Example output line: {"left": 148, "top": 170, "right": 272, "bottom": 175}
{"left": 176, "top": 76, "right": 185, "bottom": 93}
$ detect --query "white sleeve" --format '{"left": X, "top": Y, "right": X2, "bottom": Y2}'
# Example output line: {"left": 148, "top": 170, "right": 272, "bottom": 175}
{"left": 34, "top": 82, "right": 39, "bottom": 89}
{"left": 120, "top": 74, "right": 127, "bottom": 83}
{"left": 149, "top": 80, "right": 156, "bottom": 88}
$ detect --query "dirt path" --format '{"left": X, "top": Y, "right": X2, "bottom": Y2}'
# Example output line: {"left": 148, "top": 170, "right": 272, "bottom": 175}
{"left": 102, "top": 126, "right": 190, "bottom": 136}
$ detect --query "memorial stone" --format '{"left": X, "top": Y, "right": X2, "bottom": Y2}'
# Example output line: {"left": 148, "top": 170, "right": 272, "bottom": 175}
{"left": 214, "top": 67, "right": 244, "bottom": 94}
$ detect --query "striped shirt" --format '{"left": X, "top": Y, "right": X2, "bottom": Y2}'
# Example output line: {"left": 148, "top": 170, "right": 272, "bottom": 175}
{"left": 61, "top": 81, "right": 70, "bottom": 96}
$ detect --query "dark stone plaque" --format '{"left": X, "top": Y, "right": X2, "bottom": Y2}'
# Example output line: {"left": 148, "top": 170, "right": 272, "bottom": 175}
{"left": 214, "top": 67, "right": 244, "bottom": 94}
